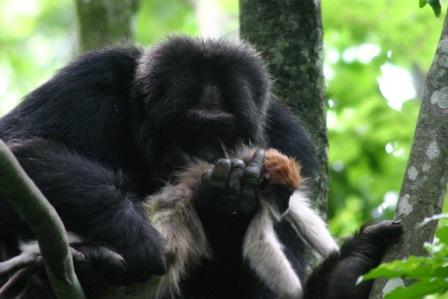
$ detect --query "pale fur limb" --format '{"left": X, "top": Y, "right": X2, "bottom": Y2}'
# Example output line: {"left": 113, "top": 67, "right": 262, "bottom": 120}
{"left": 243, "top": 202, "right": 303, "bottom": 299}
{"left": 241, "top": 147, "right": 338, "bottom": 299}
{"left": 286, "top": 190, "right": 338, "bottom": 257}
{"left": 144, "top": 162, "right": 211, "bottom": 299}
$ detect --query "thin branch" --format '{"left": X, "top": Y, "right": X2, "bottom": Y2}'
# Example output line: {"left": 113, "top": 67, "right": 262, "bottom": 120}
{"left": 369, "top": 9, "right": 448, "bottom": 299}
{"left": 0, "top": 268, "right": 32, "bottom": 298}
{"left": 0, "top": 250, "right": 42, "bottom": 280}
{"left": 0, "top": 140, "right": 86, "bottom": 299}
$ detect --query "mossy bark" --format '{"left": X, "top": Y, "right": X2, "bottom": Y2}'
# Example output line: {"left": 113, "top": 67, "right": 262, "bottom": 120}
{"left": 239, "top": 0, "right": 327, "bottom": 214}
{"left": 369, "top": 9, "right": 448, "bottom": 299}
{"left": 75, "top": 0, "right": 139, "bottom": 52}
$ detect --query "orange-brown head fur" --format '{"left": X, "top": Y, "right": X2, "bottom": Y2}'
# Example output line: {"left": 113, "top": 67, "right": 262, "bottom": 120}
{"left": 263, "top": 149, "right": 301, "bottom": 189}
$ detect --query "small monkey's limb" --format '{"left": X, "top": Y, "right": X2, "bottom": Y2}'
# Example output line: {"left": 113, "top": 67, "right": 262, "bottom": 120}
{"left": 144, "top": 176, "right": 211, "bottom": 298}
{"left": 257, "top": 149, "right": 339, "bottom": 257}
{"left": 242, "top": 149, "right": 305, "bottom": 299}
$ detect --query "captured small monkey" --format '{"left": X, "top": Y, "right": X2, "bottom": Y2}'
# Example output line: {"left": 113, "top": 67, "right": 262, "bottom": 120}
{"left": 145, "top": 148, "right": 337, "bottom": 299}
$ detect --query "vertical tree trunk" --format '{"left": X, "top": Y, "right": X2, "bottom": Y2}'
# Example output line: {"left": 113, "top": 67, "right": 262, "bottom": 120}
{"left": 369, "top": 9, "right": 448, "bottom": 299}
{"left": 239, "top": 0, "right": 327, "bottom": 214}
{"left": 75, "top": 0, "right": 139, "bottom": 52}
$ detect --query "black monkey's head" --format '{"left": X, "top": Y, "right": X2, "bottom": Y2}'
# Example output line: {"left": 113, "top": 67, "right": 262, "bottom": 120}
{"left": 133, "top": 36, "right": 272, "bottom": 166}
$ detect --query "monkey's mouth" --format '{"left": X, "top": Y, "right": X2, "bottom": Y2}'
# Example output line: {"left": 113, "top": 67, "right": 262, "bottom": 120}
{"left": 186, "top": 109, "right": 235, "bottom": 124}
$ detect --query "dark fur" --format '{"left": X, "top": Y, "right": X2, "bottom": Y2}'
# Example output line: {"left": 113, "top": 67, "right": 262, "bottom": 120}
{"left": 0, "top": 37, "right": 400, "bottom": 299}
{"left": 304, "top": 221, "right": 403, "bottom": 299}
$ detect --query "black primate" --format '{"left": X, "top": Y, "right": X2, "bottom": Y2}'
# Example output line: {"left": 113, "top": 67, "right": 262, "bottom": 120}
{"left": 0, "top": 37, "right": 402, "bottom": 299}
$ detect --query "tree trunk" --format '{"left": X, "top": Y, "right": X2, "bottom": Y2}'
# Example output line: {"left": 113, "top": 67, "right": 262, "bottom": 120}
{"left": 369, "top": 9, "right": 448, "bottom": 299}
{"left": 75, "top": 0, "right": 139, "bottom": 52}
{"left": 239, "top": 0, "right": 327, "bottom": 214}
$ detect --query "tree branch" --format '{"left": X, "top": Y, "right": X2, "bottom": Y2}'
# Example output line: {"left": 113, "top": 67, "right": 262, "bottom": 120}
{"left": 369, "top": 9, "right": 448, "bottom": 299}
{"left": 0, "top": 140, "right": 86, "bottom": 299}
{"left": 0, "top": 249, "right": 42, "bottom": 280}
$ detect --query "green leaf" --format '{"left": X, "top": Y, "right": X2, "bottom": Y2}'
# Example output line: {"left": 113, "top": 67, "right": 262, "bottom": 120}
{"left": 433, "top": 266, "right": 448, "bottom": 277}
{"left": 385, "top": 278, "right": 448, "bottom": 299}
{"left": 428, "top": 0, "right": 442, "bottom": 17}
{"left": 419, "top": 0, "right": 427, "bottom": 8}
{"left": 363, "top": 256, "right": 433, "bottom": 281}
{"left": 436, "top": 225, "right": 448, "bottom": 244}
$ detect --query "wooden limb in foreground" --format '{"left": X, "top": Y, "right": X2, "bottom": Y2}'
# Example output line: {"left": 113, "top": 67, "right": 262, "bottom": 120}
{"left": 0, "top": 140, "right": 86, "bottom": 299}
{"left": 0, "top": 269, "right": 32, "bottom": 298}
{"left": 0, "top": 249, "right": 42, "bottom": 280}
{"left": 369, "top": 9, "right": 448, "bottom": 299}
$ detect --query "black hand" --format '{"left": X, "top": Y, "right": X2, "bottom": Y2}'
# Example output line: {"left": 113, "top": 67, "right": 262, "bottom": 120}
{"left": 197, "top": 149, "right": 266, "bottom": 220}
{"left": 76, "top": 225, "right": 167, "bottom": 287}
{"left": 304, "top": 220, "right": 403, "bottom": 299}
{"left": 118, "top": 222, "right": 167, "bottom": 285}
{"left": 72, "top": 242, "right": 127, "bottom": 288}
{"left": 343, "top": 220, "right": 403, "bottom": 261}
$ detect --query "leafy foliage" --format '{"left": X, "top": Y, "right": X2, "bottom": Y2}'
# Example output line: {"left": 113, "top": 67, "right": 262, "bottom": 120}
{"left": 0, "top": 0, "right": 77, "bottom": 114}
{"left": 363, "top": 220, "right": 448, "bottom": 298}
{"left": 420, "top": 0, "right": 442, "bottom": 17}
{"left": 322, "top": 0, "right": 446, "bottom": 236}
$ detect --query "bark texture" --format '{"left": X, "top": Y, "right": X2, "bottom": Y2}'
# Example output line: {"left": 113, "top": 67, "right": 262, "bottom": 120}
{"left": 369, "top": 11, "right": 448, "bottom": 299}
{"left": 239, "top": 0, "right": 327, "bottom": 214}
{"left": 75, "top": 0, "right": 139, "bottom": 52}
{"left": 0, "top": 140, "right": 86, "bottom": 299}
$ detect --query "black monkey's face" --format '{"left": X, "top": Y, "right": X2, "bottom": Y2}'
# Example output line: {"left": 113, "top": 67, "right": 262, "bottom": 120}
{"left": 134, "top": 37, "right": 272, "bottom": 162}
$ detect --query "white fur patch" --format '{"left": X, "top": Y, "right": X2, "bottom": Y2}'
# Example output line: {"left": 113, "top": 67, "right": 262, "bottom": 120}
{"left": 243, "top": 203, "right": 303, "bottom": 299}
{"left": 242, "top": 190, "right": 338, "bottom": 299}
{"left": 145, "top": 184, "right": 210, "bottom": 299}
{"left": 286, "top": 191, "right": 338, "bottom": 257}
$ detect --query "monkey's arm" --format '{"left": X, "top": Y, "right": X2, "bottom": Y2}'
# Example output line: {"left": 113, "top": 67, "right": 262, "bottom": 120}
{"left": 304, "top": 221, "right": 403, "bottom": 299}
{"left": 1, "top": 139, "right": 166, "bottom": 284}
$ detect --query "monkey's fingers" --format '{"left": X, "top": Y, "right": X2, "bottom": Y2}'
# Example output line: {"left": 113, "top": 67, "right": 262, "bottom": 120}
{"left": 228, "top": 159, "right": 245, "bottom": 191}
{"left": 205, "top": 159, "right": 231, "bottom": 188}
{"left": 71, "top": 243, "right": 126, "bottom": 285}
{"left": 243, "top": 149, "right": 266, "bottom": 186}
{"left": 361, "top": 220, "right": 403, "bottom": 244}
